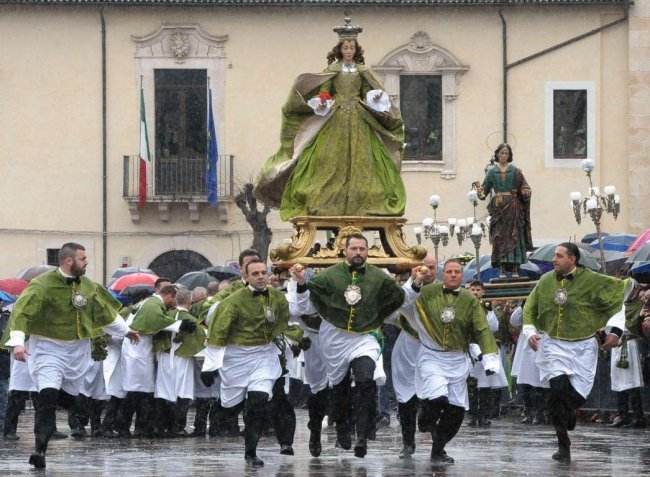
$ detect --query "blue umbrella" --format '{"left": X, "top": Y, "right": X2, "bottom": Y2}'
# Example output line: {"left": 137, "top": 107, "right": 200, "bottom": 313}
{"left": 0, "top": 290, "right": 15, "bottom": 303}
{"left": 629, "top": 261, "right": 650, "bottom": 281}
{"left": 590, "top": 233, "right": 637, "bottom": 252}
{"left": 109, "top": 289, "right": 132, "bottom": 306}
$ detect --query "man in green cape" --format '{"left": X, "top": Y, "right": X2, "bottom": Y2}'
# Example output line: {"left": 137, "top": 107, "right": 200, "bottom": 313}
{"left": 403, "top": 259, "right": 499, "bottom": 464}
{"left": 524, "top": 242, "right": 630, "bottom": 462}
{"left": 5, "top": 243, "right": 139, "bottom": 468}
{"left": 290, "top": 233, "right": 426, "bottom": 459}
{"left": 202, "top": 259, "right": 307, "bottom": 467}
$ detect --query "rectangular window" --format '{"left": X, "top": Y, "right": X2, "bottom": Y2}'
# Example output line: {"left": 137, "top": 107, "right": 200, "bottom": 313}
{"left": 553, "top": 90, "right": 587, "bottom": 158}
{"left": 400, "top": 75, "right": 442, "bottom": 161}
{"left": 154, "top": 69, "right": 207, "bottom": 195}
{"left": 545, "top": 81, "right": 595, "bottom": 168}
{"left": 46, "top": 248, "right": 59, "bottom": 267}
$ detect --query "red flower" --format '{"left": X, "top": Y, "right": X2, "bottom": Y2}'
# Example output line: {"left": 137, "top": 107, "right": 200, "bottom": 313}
{"left": 319, "top": 92, "right": 332, "bottom": 102}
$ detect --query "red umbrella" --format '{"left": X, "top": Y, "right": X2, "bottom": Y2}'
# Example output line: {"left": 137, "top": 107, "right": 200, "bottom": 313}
{"left": 0, "top": 278, "right": 29, "bottom": 295}
{"left": 626, "top": 229, "right": 650, "bottom": 255}
{"left": 109, "top": 272, "right": 159, "bottom": 292}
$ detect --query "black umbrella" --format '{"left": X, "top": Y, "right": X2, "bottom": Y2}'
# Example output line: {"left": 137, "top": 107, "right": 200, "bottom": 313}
{"left": 529, "top": 243, "right": 600, "bottom": 271}
{"left": 119, "top": 284, "right": 155, "bottom": 297}
{"left": 176, "top": 271, "right": 218, "bottom": 290}
{"left": 581, "top": 232, "right": 608, "bottom": 244}
{"left": 203, "top": 266, "right": 240, "bottom": 281}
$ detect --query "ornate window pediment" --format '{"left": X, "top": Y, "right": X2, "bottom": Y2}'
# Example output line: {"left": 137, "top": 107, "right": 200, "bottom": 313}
{"left": 373, "top": 32, "right": 468, "bottom": 179}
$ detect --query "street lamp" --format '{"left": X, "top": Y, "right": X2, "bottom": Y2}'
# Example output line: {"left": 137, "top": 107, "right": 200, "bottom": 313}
{"left": 569, "top": 158, "right": 620, "bottom": 272}
{"left": 420, "top": 195, "right": 450, "bottom": 267}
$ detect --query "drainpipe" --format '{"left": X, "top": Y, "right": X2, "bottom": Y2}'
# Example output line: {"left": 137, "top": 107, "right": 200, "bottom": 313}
{"left": 100, "top": 7, "right": 108, "bottom": 285}
{"left": 500, "top": 1, "right": 629, "bottom": 143}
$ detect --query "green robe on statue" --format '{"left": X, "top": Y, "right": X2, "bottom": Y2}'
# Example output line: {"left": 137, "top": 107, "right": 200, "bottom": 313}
{"left": 254, "top": 62, "right": 406, "bottom": 220}
{"left": 307, "top": 262, "right": 405, "bottom": 333}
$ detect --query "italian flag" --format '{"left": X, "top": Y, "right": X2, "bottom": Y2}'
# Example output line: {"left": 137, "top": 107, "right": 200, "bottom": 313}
{"left": 139, "top": 87, "right": 150, "bottom": 208}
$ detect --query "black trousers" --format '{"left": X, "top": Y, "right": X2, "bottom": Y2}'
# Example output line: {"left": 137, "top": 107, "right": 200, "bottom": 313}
{"left": 101, "top": 396, "right": 122, "bottom": 433}
{"left": 244, "top": 391, "right": 269, "bottom": 458}
{"left": 549, "top": 375, "right": 585, "bottom": 450}
{"left": 331, "top": 356, "right": 376, "bottom": 442}
{"left": 3, "top": 390, "right": 33, "bottom": 436}
{"left": 270, "top": 378, "right": 296, "bottom": 446}
{"left": 32, "top": 388, "right": 75, "bottom": 454}
{"left": 192, "top": 397, "right": 216, "bottom": 435}
{"left": 421, "top": 396, "right": 465, "bottom": 456}
{"left": 397, "top": 396, "right": 418, "bottom": 448}
{"left": 120, "top": 391, "right": 154, "bottom": 435}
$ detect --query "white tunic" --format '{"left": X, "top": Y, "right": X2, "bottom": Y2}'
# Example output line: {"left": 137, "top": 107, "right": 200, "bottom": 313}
{"left": 79, "top": 360, "right": 108, "bottom": 400}
{"left": 391, "top": 330, "right": 419, "bottom": 403}
{"left": 523, "top": 307, "right": 626, "bottom": 399}
{"left": 103, "top": 335, "right": 126, "bottom": 398}
{"left": 300, "top": 329, "right": 329, "bottom": 393}
{"left": 7, "top": 315, "right": 132, "bottom": 395}
{"left": 154, "top": 308, "right": 195, "bottom": 402}
{"left": 610, "top": 338, "right": 644, "bottom": 391}
{"left": 218, "top": 343, "right": 282, "bottom": 408}
{"left": 9, "top": 353, "right": 37, "bottom": 392}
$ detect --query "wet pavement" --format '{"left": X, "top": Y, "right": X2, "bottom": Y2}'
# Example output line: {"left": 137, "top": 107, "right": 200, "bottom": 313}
{"left": 2, "top": 409, "right": 650, "bottom": 476}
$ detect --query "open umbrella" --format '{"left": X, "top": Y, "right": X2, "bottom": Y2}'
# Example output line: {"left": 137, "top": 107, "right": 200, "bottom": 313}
{"left": 203, "top": 266, "right": 240, "bottom": 281}
{"left": 626, "top": 242, "right": 650, "bottom": 263}
{"left": 0, "top": 290, "right": 15, "bottom": 303}
{"left": 581, "top": 232, "right": 608, "bottom": 244}
{"left": 109, "top": 272, "right": 159, "bottom": 292}
{"left": 0, "top": 278, "right": 29, "bottom": 295}
{"left": 626, "top": 229, "right": 650, "bottom": 255}
{"left": 629, "top": 261, "right": 650, "bottom": 284}
{"left": 529, "top": 243, "right": 600, "bottom": 271}
{"left": 590, "top": 233, "right": 637, "bottom": 252}
{"left": 109, "top": 289, "right": 132, "bottom": 306}
{"left": 176, "top": 270, "right": 218, "bottom": 290}
{"left": 463, "top": 255, "right": 496, "bottom": 282}
{"left": 519, "top": 261, "right": 544, "bottom": 279}
{"left": 120, "top": 284, "right": 155, "bottom": 297}
{"left": 16, "top": 265, "right": 56, "bottom": 281}
{"left": 588, "top": 249, "right": 628, "bottom": 276}
{"left": 110, "top": 266, "right": 156, "bottom": 279}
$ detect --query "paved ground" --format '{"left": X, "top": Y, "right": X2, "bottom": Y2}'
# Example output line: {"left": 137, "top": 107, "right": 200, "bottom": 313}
{"left": 1, "top": 409, "right": 649, "bottom": 476}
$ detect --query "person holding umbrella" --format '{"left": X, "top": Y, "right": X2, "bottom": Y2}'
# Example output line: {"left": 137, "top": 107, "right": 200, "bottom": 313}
{"left": 4, "top": 243, "right": 139, "bottom": 468}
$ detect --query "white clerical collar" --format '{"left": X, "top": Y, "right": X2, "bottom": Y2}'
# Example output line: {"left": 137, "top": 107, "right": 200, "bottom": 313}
{"left": 58, "top": 268, "right": 73, "bottom": 278}
{"left": 176, "top": 306, "right": 188, "bottom": 312}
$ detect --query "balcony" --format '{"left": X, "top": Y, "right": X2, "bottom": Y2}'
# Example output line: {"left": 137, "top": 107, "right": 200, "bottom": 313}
{"left": 122, "top": 154, "right": 235, "bottom": 223}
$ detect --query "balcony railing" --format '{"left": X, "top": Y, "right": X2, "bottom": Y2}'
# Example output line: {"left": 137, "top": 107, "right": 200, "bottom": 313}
{"left": 122, "top": 154, "right": 235, "bottom": 202}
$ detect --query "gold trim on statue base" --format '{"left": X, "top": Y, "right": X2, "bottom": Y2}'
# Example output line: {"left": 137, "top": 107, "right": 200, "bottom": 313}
{"left": 270, "top": 216, "right": 427, "bottom": 271}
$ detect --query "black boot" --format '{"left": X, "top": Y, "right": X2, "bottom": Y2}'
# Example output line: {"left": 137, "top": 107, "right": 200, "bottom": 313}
{"left": 101, "top": 396, "right": 122, "bottom": 437}
{"left": 30, "top": 388, "right": 60, "bottom": 468}
{"left": 331, "top": 373, "right": 352, "bottom": 450}
{"left": 307, "top": 389, "right": 328, "bottom": 457}
{"left": 625, "top": 388, "right": 646, "bottom": 428}
{"left": 430, "top": 403, "right": 464, "bottom": 464}
{"left": 3, "top": 390, "right": 29, "bottom": 440}
{"left": 244, "top": 391, "right": 268, "bottom": 467}
{"left": 549, "top": 377, "right": 573, "bottom": 462}
{"left": 174, "top": 398, "right": 191, "bottom": 436}
{"left": 477, "top": 388, "right": 492, "bottom": 427}
{"left": 271, "top": 379, "right": 296, "bottom": 455}
{"left": 353, "top": 380, "right": 376, "bottom": 458}
{"left": 192, "top": 398, "right": 210, "bottom": 436}
{"left": 398, "top": 396, "right": 418, "bottom": 459}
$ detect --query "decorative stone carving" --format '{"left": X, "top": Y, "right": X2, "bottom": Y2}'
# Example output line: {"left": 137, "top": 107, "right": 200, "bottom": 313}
{"left": 188, "top": 202, "right": 200, "bottom": 222}
{"left": 157, "top": 203, "right": 171, "bottom": 222}
{"left": 373, "top": 33, "right": 469, "bottom": 177}
{"left": 169, "top": 30, "right": 190, "bottom": 63}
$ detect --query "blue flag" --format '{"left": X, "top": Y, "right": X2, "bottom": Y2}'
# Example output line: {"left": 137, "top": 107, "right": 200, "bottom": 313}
{"left": 206, "top": 90, "right": 218, "bottom": 207}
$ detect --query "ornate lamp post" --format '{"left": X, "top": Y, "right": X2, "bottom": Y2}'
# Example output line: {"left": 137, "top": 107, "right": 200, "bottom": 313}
{"left": 419, "top": 195, "right": 450, "bottom": 267}
{"left": 569, "top": 158, "right": 620, "bottom": 272}
{"left": 467, "top": 189, "right": 488, "bottom": 283}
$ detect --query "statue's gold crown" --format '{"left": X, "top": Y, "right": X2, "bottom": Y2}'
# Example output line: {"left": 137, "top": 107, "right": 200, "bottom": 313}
{"left": 333, "top": 11, "right": 363, "bottom": 40}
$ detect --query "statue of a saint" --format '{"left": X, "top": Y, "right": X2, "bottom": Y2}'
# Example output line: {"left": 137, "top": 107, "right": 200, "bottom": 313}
{"left": 254, "top": 13, "right": 406, "bottom": 221}
{"left": 476, "top": 143, "right": 533, "bottom": 278}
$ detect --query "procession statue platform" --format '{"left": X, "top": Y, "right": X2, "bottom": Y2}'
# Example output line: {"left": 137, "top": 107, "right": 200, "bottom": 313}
{"left": 270, "top": 216, "right": 428, "bottom": 272}
{"left": 482, "top": 278, "right": 538, "bottom": 300}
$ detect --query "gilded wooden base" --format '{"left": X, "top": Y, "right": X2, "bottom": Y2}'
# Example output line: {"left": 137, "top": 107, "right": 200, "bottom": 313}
{"left": 270, "top": 216, "right": 427, "bottom": 271}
